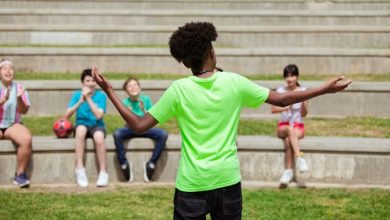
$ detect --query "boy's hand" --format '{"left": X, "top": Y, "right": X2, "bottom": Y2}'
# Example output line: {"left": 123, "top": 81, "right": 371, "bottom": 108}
{"left": 322, "top": 76, "right": 352, "bottom": 93}
{"left": 78, "top": 94, "right": 85, "bottom": 103}
{"left": 82, "top": 86, "right": 92, "bottom": 99}
{"left": 92, "top": 66, "right": 113, "bottom": 93}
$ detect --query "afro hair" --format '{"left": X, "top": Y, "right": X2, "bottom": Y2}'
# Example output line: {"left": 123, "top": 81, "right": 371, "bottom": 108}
{"left": 169, "top": 22, "right": 218, "bottom": 73}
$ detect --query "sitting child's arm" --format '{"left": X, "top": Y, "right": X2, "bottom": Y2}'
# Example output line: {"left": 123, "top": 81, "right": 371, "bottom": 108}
{"left": 0, "top": 87, "right": 10, "bottom": 106}
{"left": 301, "top": 101, "right": 308, "bottom": 117}
{"left": 271, "top": 105, "right": 291, "bottom": 114}
{"left": 85, "top": 96, "right": 104, "bottom": 119}
{"left": 65, "top": 94, "right": 84, "bottom": 119}
{"left": 17, "top": 86, "right": 29, "bottom": 114}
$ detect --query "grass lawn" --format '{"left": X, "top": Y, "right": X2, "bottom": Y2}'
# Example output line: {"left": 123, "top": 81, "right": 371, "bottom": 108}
{"left": 24, "top": 115, "right": 390, "bottom": 138}
{"left": 0, "top": 187, "right": 389, "bottom": 219}
{"left": 14, "top": 72, "right": 390, "bottom": 82}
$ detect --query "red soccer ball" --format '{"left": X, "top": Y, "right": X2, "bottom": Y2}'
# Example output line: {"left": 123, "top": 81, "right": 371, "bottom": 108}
{"left": 53, "top": 118, "right": 73, "bottom": 138}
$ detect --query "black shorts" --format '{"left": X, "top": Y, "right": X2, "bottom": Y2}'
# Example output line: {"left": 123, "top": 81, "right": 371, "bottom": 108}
{"left": 74, "top": 125, "right": 106, "bottom": 139}
{"left": 0, "top": 122, "right": 24, "bottom": 135}
{"left": 0, "top": 128, "right": 8, "bottom": 139}
{"left": 0, "top": 128, "right": 7, "bottom": 134}
{"left": 173, "top": 182, "right": 242, "bottom": 220}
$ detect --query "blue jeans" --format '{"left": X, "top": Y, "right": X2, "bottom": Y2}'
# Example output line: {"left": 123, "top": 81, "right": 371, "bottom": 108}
{"left": 113, "top": 127, "right": 168, "bottom": 166}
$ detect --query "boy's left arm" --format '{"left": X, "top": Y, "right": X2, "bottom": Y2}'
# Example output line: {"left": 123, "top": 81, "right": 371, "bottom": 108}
{"left": 86, "top": 95, "right": 105, "bottom": 119}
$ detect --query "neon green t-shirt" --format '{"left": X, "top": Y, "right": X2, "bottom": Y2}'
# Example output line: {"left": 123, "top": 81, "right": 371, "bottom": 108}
{"left": 122, "top": 95, "right": 153, "bottom": 117}
{"left": 149, "top": 71, "right": 269, "bottom": 192}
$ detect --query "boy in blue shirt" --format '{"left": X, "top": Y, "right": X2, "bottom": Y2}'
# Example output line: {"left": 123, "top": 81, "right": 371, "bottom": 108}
{"left": 65, "top": 69, "right": 108, "bottom": 187}
{"left": 113, "top": 77, "right": 168, "bottom": 182}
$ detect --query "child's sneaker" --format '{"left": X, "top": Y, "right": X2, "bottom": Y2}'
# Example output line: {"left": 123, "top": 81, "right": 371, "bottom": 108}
{"left": 13, "top": 173, "right": 30, "bottom": 188}
{"left": 75, "top": 167, "right": 88, "bottom": 187}
{"left": 296, "top": 157, "right": 309, "bottom": 173}
{"left": 280, "top": 169, "right": 293, "bottom": 186}
{"left": 96, "top": 171, "right": 109, "bottom": 187}
{"left": 121, "top": 162, "right": 134, "bottom": 182}
{"left": 143, "top": 161, "right": 155, "bottom": 182}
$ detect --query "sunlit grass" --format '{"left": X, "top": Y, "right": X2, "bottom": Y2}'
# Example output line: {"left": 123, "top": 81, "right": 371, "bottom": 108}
{"left": 23, "top": 115, "right": 390, "bottom": 138}
{"left": 0, "top": 187, "right": 389, "bottom": 220}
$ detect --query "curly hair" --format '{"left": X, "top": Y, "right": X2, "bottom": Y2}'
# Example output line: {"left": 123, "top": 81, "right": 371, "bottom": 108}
{"left": 169, "top": 22, "right": 218, "bottom": 74}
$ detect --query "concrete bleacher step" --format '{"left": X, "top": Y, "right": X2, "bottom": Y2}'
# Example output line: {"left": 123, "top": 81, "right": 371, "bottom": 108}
{"left": 1, "top": 25, "right": 389, "bottom": 48}
{"left": 2, "top": 0, "right": 390, "bottom": 11}
{"left": 1, "top": 135, "right": 389, "bottom": 185}
{"left": 17, "top": 80, "right": 390, "bottom": 118}
{"left": 1, "top": 47, "right": 389, "bottom": 74}
{"left": 1, "top": 9, "right": 388, "bottom": 26}
{"left": 0, "top": 0, "right": 388, "bottom": 76}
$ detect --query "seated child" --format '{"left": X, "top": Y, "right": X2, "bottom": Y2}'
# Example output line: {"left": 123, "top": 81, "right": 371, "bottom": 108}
{"left": 65, "top": 69, "right": 108, "bottom": 187}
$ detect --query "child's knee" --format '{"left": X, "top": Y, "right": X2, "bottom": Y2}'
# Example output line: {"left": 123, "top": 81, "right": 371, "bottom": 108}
{"left": 75, "top": 132, "right": 86, "bottom": 140}
{"left": 160, "top": 130, "right": 168, "bottom": 140}
{"left": 18, "top": 132, "right": 32, "bottom": 147}
{"left": 113, "top": 129, "right": 122, "bottom": 140}
{"left": 75, "top": 126, "right": 87, "bottom": 135}
{"left": 93, "top": 132, "right": 105, "bottom": 145}
{"left": 287, "top": 127, "right": 295, "bottom": 136}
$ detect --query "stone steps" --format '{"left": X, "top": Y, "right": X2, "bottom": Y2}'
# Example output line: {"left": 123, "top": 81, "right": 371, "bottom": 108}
{"left": 1, "top": 25, "right": 389, "bottom": 48}
{"left": 16, "top": 80, "right": 390, "bottom": 118}
{"left": 1, "top": 47, "right": 388, "bottom": 74}
{"left": 1, "top": 9, "right": 388, "bottom": 26}
{"left": 0, "top": 0, "right": 388, "bottom": 75}
{"left": 1, "top": 135, "right": 389, "bottom": 185}
{"left": 2, "top": 0, "right": 390, "bottom": 11}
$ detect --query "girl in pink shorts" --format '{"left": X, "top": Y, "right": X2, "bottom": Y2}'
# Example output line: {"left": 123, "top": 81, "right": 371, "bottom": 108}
{"left": 272, "top": 64, "right": 309, "bottom": 187}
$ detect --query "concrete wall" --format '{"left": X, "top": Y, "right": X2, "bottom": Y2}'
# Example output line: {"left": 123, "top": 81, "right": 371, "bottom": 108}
{"left": 1, "top": 0, "right": 388, "bottom": 75}
{"left": 1, "top": 25, "right": 389, "bottom": 48}
{"left": 2, "top": 0, "right": 389, "bottom": 11}
{"left": 1, "top": 9, "right": 389, "bottom": 26}
{"left": 1, "top": 135, "right": 389, "bottom": 186}
{"left": 2, "top": 47, "right": 389, "bottom": 74}
{"left": 18, "top": 80, "right": 390, "bottom": 118}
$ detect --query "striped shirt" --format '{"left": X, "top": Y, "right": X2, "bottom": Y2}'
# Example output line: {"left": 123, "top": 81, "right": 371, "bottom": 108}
{"left": 0, "top": 82, "right": 30, "bottom": 128}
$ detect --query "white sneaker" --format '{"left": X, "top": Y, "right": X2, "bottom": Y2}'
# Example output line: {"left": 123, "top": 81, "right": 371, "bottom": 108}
{"left": 75, "top": 167, "right": 88, "bottom": 187}
{"left": 96, "top": 171, "right": 109, "bottom": 187}
{"left": 280, "top": 169, "right": 293, "bottom": 185}
{"left": 296, "top": 157, "right": 309, "bottom": 173}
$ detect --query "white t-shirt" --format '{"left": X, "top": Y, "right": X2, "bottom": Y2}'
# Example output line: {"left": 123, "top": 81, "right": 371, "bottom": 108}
{"left": 276, "top": 86, "right": 306, "bottom": 124}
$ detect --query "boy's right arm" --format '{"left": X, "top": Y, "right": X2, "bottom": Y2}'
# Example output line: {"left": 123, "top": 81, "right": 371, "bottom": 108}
{"left": 65, "top": 95, "right": 83, "bottom": 119}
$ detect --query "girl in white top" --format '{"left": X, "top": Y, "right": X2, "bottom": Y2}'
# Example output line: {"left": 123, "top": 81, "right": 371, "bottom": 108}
{"left": 271, "top": 64, "right": 309, "bottom": 187}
